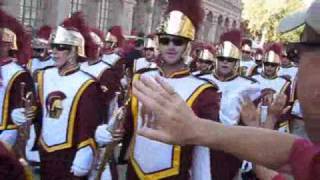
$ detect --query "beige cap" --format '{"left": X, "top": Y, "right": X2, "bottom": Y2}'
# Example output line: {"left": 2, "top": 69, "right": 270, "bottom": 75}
{"left": 278, "top": 0, "right": 320, "bottom": 35}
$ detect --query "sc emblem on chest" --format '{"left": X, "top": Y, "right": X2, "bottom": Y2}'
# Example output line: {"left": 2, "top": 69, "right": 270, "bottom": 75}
{"left": 46, "top": 91, "right": 66, "bottom": 119}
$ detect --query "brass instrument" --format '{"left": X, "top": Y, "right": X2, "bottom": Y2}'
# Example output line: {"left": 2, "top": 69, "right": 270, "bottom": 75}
{"left": 95, "top": 66, "right": 131, "bottom": 180}
{"left": 13, "top": 82, "right": 35, "bottom": 179}
{"left": 15, "top": 83, "right": 35, "bottom": 159}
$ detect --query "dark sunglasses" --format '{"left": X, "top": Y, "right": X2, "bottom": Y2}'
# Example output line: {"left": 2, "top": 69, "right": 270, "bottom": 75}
{"left": 263, "top": 62, "right": 278, "bottom": 67}
{"left": 144, "top": 47, "right": 154, "bottom": 51}
{"left": 158, "top": 37, "right": 187, "bottom": 46}
{"left": 198, "top": 59, "right": 212, "bottom": 64}
{"left": 33, "top": 48, "right": 45, "bottom": 53}
{"left": 51, "top": 44, "right": 72, "bottom": 51}
{"left": 217, "top": 57, "right": 237, "bottom": 63}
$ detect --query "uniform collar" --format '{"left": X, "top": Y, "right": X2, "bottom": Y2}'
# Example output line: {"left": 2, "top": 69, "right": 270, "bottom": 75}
{"left": 0, "top": 57, "right": 12, "bottom": 66}
{"left": 88, "top": 58, "right": 102, "bottom": 66}
{"left": 281, "top": 63, "right": 294, "bottom": 68}
{"left": 59, "top": 64, "right": 80, "bottom": 76}
{"left": 261, "top": 72, "right": 278, "bottom": 80}
{"left": 40, "top": 55, "right": 52, "bottom": 62}
{"left": 159, "top": 67, "right": 191, "bottom": 78}
{"left": 213, "top": 71, "right": 238, "bottom": 82}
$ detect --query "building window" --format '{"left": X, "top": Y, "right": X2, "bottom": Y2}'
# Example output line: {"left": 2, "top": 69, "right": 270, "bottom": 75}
{"left": 98, "top": 0, "right": 109, "bottom": 33}
{"left": 20, "top": 0, "right": 43, "bottom": 27}
{"left": 71, "top": 0, "right": 84, "bottom": 13}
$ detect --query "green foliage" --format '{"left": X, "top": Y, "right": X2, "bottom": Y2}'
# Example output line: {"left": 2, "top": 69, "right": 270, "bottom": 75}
{"left": 242, "top": 0, "right": 304, "bottom": 42}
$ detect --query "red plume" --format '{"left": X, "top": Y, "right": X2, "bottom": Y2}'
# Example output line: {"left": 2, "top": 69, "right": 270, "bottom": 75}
{"left": 87, "top": 28, "right": 105, "bottom": 58}
{"left": 266, "top": 43, "right": 283, "bottom": 56}
{"left": 109, "top": 26, "right": 124, "bottom": 47}
{"left": 203, "top": 44, "right": 216, "bottom": 54}
{"left": 61, "top": 11, "right": 96, "bottom": 59}
{"left": 220, "top": 29, "right": 242, "bottom": 49}
{"left": 0, "top": 8, "right": 31, "bottom": 64}
{"left": 36, "top": 25, "right": 52, "bottom": 40}
{"left": 91, "top": 28, "right": 105, "bottom": 42}
{"left": 167, "top": 0, "right": 205, "bottom": 31}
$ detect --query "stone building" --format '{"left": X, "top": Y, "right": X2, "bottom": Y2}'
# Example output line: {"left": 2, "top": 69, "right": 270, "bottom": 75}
{"left": 2, "top": 0, "right": 241, "bottom": 43}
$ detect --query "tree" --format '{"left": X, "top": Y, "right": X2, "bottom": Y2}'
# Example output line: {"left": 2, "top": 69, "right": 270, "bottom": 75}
{"left": 242, "top": 0, "right": 304, "bottom": 43}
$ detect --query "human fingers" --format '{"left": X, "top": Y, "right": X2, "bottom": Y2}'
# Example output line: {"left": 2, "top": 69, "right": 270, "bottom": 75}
{"left": 140, "top": 75, "right": 161, "bottom": 92}
{"left": 138, "top": 127, "right": 177, "bottom": 145}
{"left": 155, "top": 76, "right": 178, "bottom": 98}
{"left": 141, "top": 75, "right": 173, "bottom": 100}
{"left": 133, "top": 79, "right": 169, "bottom": 107}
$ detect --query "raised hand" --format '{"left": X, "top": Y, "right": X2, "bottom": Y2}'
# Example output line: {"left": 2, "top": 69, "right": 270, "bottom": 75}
{"left": 240, "top": 96, "right": 260, "bottom": 127}
{"left": 133, "top": 75, "right": 200, "bottom": 145}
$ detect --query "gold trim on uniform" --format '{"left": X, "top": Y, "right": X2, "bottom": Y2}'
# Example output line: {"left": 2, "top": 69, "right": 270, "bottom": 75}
{"left": 78, "top": 138, "right": 97, "bottom": 155}
{"left": 0, "top": 71, "right": 23, "bottom": 130}
{"left": 280, "top": 80, "right": 290, "bottom": 94}
{"left": 39, "top": 78, "right": 95, "bottom": 153}
{"left": 130, "top": 73, "right": 214, "bottom": 179}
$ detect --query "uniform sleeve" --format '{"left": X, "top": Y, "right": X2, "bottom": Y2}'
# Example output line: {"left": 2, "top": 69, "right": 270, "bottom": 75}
{"left": 191, "top": 87, "right": 220, "bottom": 121}
{"left": 75, "top": 82, "right": 104, "bottom": 151}
{"left": 191, "top": 87, "right": 242, "bottom": 180}
{"left": 285, "top": 138, "right": 320, "bottom": 179}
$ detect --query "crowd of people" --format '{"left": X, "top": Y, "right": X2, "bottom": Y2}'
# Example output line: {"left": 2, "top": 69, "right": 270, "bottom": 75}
{"left": 0, "top": 0, "right": 318, "bottom": 179}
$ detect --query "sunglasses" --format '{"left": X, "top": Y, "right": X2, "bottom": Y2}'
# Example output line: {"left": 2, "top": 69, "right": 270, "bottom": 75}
{"left": 158, "top": 37, "right": 187, "bottom": 46}
{"left": 33, "top": 48, "right": 45, "bottom": 53}
{"left": 198, "top": 59, "right": 212, "bottom": 64}
{"left": 51, "top": 44, "right": 72, "bottom": 51}
{"left": 144, "top": 47, "right": 154, "bottom": 51}
{"left": 263, "top": 62, "right": 278, "bottom": 67}
{"left": 217, "top": 57, "right": 237, "bottom": 63}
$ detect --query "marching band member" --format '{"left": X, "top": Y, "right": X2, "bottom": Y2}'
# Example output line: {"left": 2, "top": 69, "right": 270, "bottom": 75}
{"left": 252, "top": 43, "right": 293, "bottom": 133}
{"left": 27, "top": 26, "right": 55, "bottom": 77}
{"left": 0, "top": 7, "right": 33, "bottom": 147}
{"left": 240, "top": 39, "right": 256, "bottom": 76}
{"left": 11, "top": 12, "right": 103, "bottom": 179}
{"left": 193, "top": 44, "right": 216, "bottom": 77}
{"left": 133, "top": 34, "right": 158, "bottom": 73}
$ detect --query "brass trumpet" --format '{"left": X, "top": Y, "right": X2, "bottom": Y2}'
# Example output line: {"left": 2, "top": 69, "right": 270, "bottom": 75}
{"left": 15, "top": 83, "right": 35, "bottom": 159}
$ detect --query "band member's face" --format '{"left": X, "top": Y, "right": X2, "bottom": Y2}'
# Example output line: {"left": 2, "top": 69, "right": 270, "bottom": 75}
{"left": 255, "top": 59, "right": 262, "bottom": 66}
{"left": 158, "top": 35, "right": 187, "bottom": 65}
{"left": 263, "top": 62, "right": 278, "bottom": 77}
{"left": 217, "top": 57, "right": 237, "bottom": 76}
{"left": 144, "top": 48, "right": 155, "bottom": 60}
{"left": 281, "top": 56, "right": 290, "bottom": 66}
{"left": 297, "top": 46, "right": 320, "bottom": 142}
{"left": 0, "top": 42, "right": 11, "bottom": 58}
{"left": 52, "top": 44, "right": 74, "bottom": 68}
{"left": 104, "top": 42, "right": 113, "bottom": 49}
{"left": 196, "top": 60, "right": 212, "bottom": 72}
{"left": 32, "top": 48, "right": 46, "bottom": 58}
{"left": 242, "top": 51, "right": 251, "bottom": 60}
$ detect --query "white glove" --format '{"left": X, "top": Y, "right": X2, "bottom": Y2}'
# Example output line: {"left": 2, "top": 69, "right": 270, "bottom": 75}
{"left": 11, "top": 108, "right": 29, "bottom": 126}
{"left": 95, "top": 124, "right": 113, "bottom": 146}
{"left": 0, "top": 130, "right": 18, "bottom": 146}
{"left": 120, "top": 78, "right": 128, "bottom": 88}
{"left": 71, "top": 146, "right": 94, "bottom": 177}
